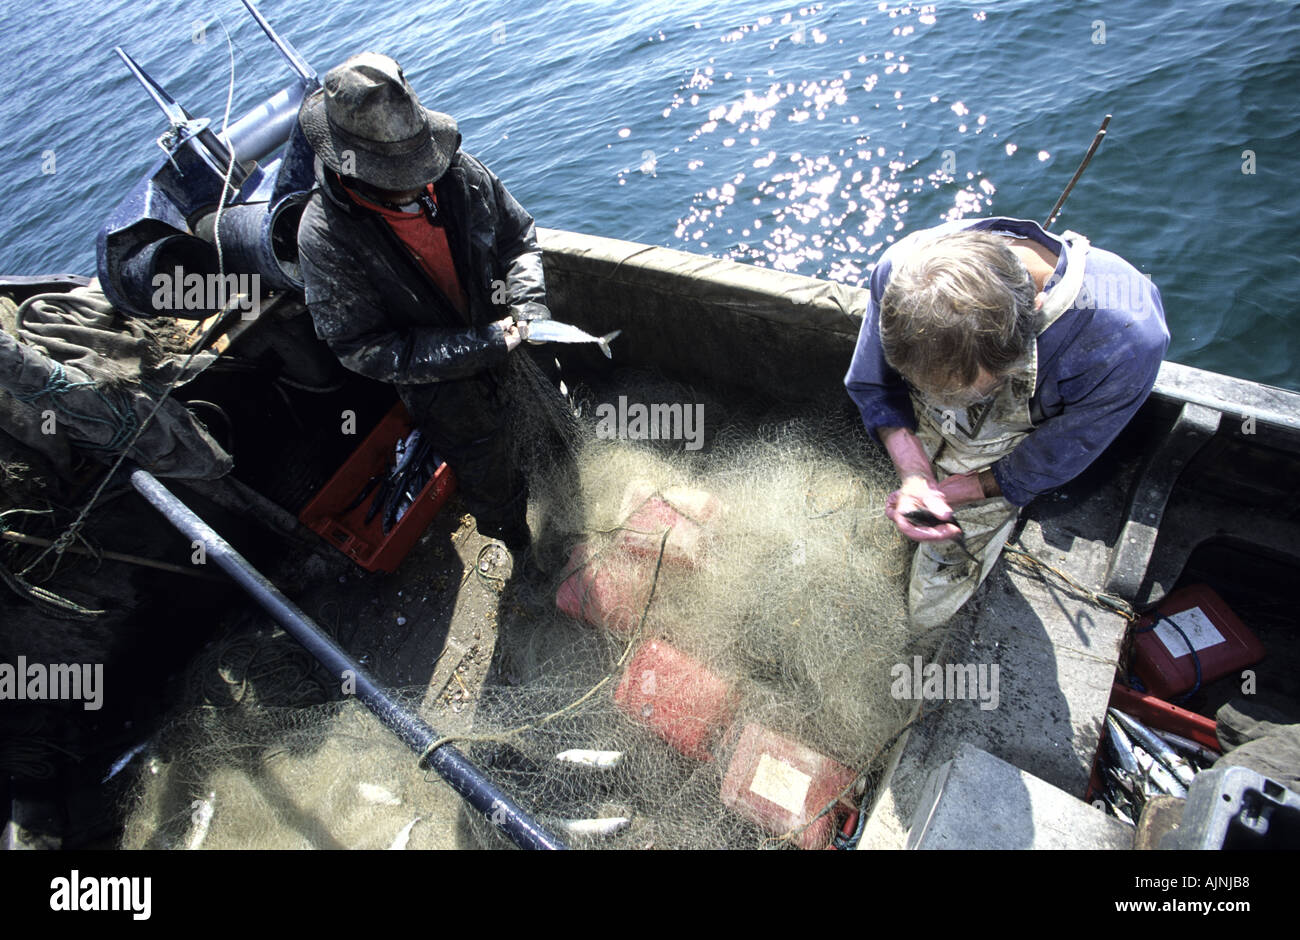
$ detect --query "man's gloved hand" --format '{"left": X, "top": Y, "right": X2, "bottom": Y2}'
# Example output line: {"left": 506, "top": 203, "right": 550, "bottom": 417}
{"left": 885, "top": 474, "right": 962, "bottom": 542}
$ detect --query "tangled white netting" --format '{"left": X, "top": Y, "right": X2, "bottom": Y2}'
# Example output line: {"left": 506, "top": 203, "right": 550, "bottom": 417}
{"left": 121, "top": 364, "right": 937, "bottom": 850}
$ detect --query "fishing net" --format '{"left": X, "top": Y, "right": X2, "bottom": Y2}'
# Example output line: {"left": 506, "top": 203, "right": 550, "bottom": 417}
{"left": 119, "top": 367, "right": 934, "bottom": 850}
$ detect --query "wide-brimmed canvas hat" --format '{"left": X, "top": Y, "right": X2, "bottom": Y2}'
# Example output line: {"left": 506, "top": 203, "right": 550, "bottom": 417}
{"left": 298, "top": 52, "right": 458, "bottom": 191}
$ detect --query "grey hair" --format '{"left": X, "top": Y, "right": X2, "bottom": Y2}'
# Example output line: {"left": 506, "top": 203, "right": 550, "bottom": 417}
{"left": 879, "top": 230, "right": 1040, "bottom": 394}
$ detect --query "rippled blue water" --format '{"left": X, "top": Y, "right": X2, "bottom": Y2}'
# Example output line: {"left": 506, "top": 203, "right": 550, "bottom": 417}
{"left": 2, "top": 0, "right": 1297, "bottom": 389}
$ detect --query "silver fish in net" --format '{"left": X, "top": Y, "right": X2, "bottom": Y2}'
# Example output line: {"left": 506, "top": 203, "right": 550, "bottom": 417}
{"left": 521, "top": 319, "right": 622, "bottom": 358}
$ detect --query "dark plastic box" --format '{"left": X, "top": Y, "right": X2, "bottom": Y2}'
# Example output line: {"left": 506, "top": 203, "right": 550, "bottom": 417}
{"left": 1132, "top": 584, "right": 1265, "bottom": 701}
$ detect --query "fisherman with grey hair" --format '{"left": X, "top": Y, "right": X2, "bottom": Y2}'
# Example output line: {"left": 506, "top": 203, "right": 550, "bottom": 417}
{"left": 846, "top": 218, "right": 1169, "bottom": 627}
{"left": 296, "top": 53, "right": 551, "bottom": 554}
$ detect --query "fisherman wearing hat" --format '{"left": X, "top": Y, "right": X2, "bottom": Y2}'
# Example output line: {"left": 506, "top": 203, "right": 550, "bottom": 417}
{"left": 297, "top": 53, "right": 550, "bottom": 553}
{"left": 845, "top": 218, "right": 1169, "bottom": 627}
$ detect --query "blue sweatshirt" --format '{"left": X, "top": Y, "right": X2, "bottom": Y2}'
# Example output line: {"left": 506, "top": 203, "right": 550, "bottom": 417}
{"left": 844, "top": 217, "right": 1169, "bottom": 506}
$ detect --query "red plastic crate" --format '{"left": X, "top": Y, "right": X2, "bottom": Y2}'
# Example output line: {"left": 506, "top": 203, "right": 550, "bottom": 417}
{"left": 298, "top": 402, "right": 456, "bottom": 573}
{"left": 1110, "top": 683, "right": 1220, "bottom": 752}
{"left": 721, "top": 722, "right": 858, "bottom": 850}
{"left": 613, "top": 639, "right": 739, "bottom": 761}
{"left": 1131, "top": 584, "right": 1264, "bottom": 700}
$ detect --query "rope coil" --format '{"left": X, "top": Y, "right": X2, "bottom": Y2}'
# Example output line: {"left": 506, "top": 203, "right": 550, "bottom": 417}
{"left": 12, "top": 363, "right": 142, "bottom": 454}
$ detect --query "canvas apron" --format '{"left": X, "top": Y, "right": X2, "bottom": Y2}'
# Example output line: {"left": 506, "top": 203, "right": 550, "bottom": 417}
{"left": 907, "top": 231, "right": 1090, "bottom": 628}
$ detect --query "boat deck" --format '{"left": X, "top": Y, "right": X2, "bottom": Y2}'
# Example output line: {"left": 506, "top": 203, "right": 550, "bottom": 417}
{"left": 8, "top": 228, "right": 1300, "bottom": 849}
{"left": 861, "top": 460, "right": 1136, "bottom": 846}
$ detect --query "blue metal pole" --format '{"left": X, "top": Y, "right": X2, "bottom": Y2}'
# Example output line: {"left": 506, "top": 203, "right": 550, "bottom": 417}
{"left": 129, "top": 467, "right": 566, "bottom": 850}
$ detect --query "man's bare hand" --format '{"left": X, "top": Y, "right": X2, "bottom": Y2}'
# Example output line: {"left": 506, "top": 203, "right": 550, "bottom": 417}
{"left": 885, "top": 475, "right": 962, "bottom": 542}
{"left": 498, "top": 317, "right": 522, "bottom": 352}
{"left": 936, "top": 470, "right": 987, "bottom": 506}
{"left": 877, "top": 427, "right": 962, "bottom": 542}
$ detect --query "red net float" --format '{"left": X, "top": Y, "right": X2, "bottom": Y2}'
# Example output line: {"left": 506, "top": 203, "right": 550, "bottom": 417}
{"left": 613, "top": 639, "right": 739, "bottom": 761}
{"left": 554, "top": 541, "right": 653, "bottom": 636}
{"left": 721, "top": 722, "right": 858, "bottom": 850}
{"left": 613, "top": 481, "right": 721, "bottom": 569}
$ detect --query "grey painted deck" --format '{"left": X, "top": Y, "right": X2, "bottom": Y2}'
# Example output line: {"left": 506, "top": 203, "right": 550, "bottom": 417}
{"left": 862, "top": 461, "right": 1137, "bottom": 849}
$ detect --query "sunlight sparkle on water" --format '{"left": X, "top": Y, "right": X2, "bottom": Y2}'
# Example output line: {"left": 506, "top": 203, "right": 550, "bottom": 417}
{"left": 648, "top": 5, "right": 1001, "bottom": 283}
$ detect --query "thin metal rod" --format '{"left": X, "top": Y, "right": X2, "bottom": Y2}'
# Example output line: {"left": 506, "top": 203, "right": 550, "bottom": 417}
{"left": 128, "top": 466, "right": 566, "bottom": 851}
{"left": 239, "top": 0, "right": 317, "bottom": 82}
{"left": 181, "top": 473, "right": 340, "bottom": 565}
{"left": 0, "top": 531, "right": 224, "bottom": 581}
{"left": 1043, "top": 114, "right": 1111, "bottom": 230}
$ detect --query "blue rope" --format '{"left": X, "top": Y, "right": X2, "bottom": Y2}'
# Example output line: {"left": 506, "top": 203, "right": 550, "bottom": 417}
{"left": 11, "top": 363, "right": 141, "bottom": 454}
{"left": 832, "top": 809, "right": 868, "bottom": 850}
{"left": 832, "top": 785, "right": 874, "bottom": 850}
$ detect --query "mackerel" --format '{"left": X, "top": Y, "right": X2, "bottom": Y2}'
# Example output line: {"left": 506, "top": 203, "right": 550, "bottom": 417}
{"left": 549, "top": 816, "right": 631, "bottom": 837}
{"left": 1132, "top": 744, "right": 1189, "bottom": 799}
{"left": 554, "top": 749, "right": 624, "bottom": 769}
{"left": 1152, "top": 728, "right": 1221, "bottom": 768}
{"left": 522, "top": 320, "right": 621, "bottom": 358}
{"left": 1109, "top": 708, "right": 1197, "bottom": 789}
{"left": 1104, "top": 713, "right": 1142, "bottom": 782}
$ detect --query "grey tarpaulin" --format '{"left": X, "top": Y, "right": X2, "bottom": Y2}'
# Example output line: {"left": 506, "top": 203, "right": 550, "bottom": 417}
{"left": 1215, "top": 727, "right": 1300, "bottom": 791}
{"left": 1215, "top": 696, "right": 1300, "bottom": 790}
{"left": 0, "top": 282, "right": 232, "bottom": 480}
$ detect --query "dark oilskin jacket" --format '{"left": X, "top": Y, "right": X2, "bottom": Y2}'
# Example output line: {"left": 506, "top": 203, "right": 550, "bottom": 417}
{"left": 297, "top": 146, "right": 551, "bottom": 429}
{"left": 297, "top": 147, "right": 549, "bottom": 542}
